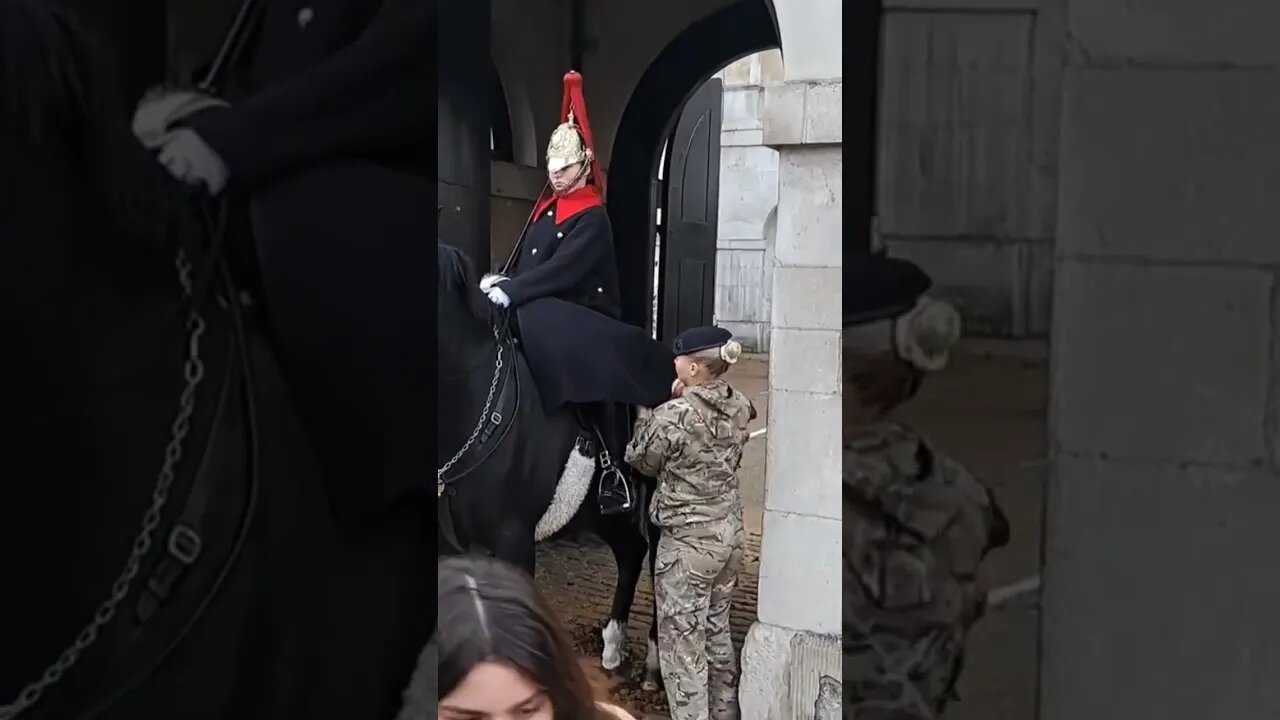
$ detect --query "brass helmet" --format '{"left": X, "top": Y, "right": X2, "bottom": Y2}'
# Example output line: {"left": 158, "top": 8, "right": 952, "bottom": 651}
{"left": 546, "top": 110, "right": 592, "bottom": 174}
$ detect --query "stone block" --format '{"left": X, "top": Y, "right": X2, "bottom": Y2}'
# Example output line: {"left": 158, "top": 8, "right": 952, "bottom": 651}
{"left": 739, "top": 623, "right": 841, "bottom": 720}
{"left": 1059, "top": 68, "right": 1280, "bottom": 265}
{"left": 718, "top": 145, "right": 779, "bottom": 241}
{"left": 722, "top": 85, "right": 763, "bottom": 133}
{"left": 764, "top": 390, "right": 841, "bottom": 520}
{"left": 1051, "top": 260, "right": 1272, "bottom": 465}
{"left": 762, "top": 83, "right": 806, "bottom": 147}
{"left": 740, "top": 623, "right": 795, "bottom": 720}
{"left": 801, "top": 82, "right": 842, "bottom": 145}
{"left": 1066, "top": 0, "right": 1280, "bottom": 66}
{"left": 1041, "top": 455, "right": 1280, "bottom": 719}
{"left": 768, "top": 330, "right": 840, "bottom": 395}
{"left": 775, "top": 148, "right": 842, "bottom": 268}
{"left": 755, "top": 511, "right": 841, "bottom": 634}
{"left": 770, "top": 265, "right": 840, "bottom": 331}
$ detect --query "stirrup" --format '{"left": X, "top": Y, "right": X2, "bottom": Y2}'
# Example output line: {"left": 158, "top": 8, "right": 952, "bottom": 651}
{"left": 597, "top": 453, "right": 634, "bottom": 515}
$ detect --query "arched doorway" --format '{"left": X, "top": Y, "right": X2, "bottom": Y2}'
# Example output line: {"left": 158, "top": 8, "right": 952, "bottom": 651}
{"left": 607, "top": 0, "right": 781, "bottom": 331}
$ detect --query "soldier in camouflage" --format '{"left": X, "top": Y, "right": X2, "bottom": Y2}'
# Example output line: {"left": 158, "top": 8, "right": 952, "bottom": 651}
{"left": 625, "top": 325, "right": 757, "bottom": 720}
{"left": 842, "top": 254, "right": 1011, "bottom": 719}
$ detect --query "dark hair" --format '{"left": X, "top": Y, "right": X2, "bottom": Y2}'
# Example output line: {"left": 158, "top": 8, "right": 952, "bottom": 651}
{"left": 437, "top": 555, "right": 607, "bottom": 719}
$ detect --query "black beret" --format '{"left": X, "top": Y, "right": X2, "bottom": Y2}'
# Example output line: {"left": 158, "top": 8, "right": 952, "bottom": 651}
{"left": 844, "top": 253, "right": 933, "bottom": 327}
{"left": 672, "top": 325, "right": 733, "bottom": 355}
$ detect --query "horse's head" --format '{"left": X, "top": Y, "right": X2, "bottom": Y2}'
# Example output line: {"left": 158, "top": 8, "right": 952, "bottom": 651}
{"left": 437, "top": 243, "right": 501, "bottom": 376}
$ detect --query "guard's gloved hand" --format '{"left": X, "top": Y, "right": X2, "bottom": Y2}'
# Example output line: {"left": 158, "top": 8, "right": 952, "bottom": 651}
{"left": 486, "top": 286, "right": 511, "bottom": 307}
{"left": 479, "top": 273, "right": 507, "bottom": 292}
{"left": 156, "top": 128, "right": 230, "bottom": 196}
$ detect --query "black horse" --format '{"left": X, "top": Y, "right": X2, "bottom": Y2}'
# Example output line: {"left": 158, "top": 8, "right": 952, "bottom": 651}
{"left": 0, "top": 2, "right": 432, "bottom": 717}
{"left": 437, "top": 243, "right": 663, "bottom": 682}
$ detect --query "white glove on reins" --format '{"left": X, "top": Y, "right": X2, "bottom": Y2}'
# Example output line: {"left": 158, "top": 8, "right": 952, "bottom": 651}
{"left": 486, "top": 287, "right": 511, "bottom": 308}
{"left": 479, "top": 273, "right": 507, "bottom": 292}
{"left": 157, "top": 128, "right": 230, "bottom": 196}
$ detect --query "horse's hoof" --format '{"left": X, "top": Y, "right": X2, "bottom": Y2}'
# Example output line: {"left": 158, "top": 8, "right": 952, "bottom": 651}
{"left": 601, "top": 619, "right": 625, "bottom": 670}
{"left": 601, "top": 650, "right": 623, "bottom": 671}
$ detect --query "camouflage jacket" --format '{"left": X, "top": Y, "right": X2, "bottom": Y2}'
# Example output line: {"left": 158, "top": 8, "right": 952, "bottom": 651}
{"left": 843, "top": 422, "right": 1010, "bottom": 630}
{"left": 625, "top": 379, "right": 756, "bottom": 528}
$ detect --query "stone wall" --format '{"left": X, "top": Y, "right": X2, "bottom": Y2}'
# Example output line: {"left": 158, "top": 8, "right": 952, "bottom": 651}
{"left": 713, "top": 51, "right": 783, "bottom": 352}
{"left": 877, "top": 0, "right": 1064, "bottom": 338}
{"left": 1041, "top": 0, "right": 1280, "bottom": 716}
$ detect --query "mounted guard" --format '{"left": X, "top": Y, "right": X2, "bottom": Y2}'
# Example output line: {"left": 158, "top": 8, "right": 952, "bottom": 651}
{"left": 480, "top": 71, "right": 674, "bottom": 515}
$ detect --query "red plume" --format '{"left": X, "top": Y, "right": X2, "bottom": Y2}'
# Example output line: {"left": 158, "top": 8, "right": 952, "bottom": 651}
{"left": 559, "top": 70, "right": 604, "bottom": 195}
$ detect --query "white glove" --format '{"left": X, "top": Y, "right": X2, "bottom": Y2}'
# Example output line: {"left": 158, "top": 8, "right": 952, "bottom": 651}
{"left": 486, "top": 286, "right": 511, "bottom": 307}
{"left": 479, "top": 273, "right": 508, "bottom": 292}
{"left": 156, "top": 128, "right": 229, "bottom": 196}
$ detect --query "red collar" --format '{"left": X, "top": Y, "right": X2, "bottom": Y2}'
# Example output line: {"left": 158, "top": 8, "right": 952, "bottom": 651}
{"left": 532, "top": 185, "right": 604, "bottom": 226}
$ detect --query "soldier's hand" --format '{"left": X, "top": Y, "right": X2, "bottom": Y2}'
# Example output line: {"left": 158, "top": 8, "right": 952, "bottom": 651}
{"left": 479, "top": 273, "right": 508, "bottom": 292}
{"left": 485, "top": 286, "right": 511, "bottom": 307}
{"left": 156, "top": 128, "right": 229, "bottom": 196}
{"left": 671, "top": 379, "right": 685, "bottom": 398}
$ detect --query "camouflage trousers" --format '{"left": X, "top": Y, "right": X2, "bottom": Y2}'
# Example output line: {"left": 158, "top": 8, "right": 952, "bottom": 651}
{"left": 654, "top": 515, "right": 744, "bottom": 720}
{"left": 843, "top": 583, "right": 968, "bottom": 719}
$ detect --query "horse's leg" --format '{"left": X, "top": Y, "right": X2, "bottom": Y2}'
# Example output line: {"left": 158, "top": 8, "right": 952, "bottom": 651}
{"left": 643, "top": 520, "right": 662, "bottom": 691}
{"left": 595, "top": 513, "right": 649, "bottom": 671}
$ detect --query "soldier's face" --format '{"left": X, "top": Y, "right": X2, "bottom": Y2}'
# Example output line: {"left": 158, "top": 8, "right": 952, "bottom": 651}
{"left": 548, "top": 162, "right": 584, "bottom": 193}
{"left": 438, "top": 661, "right": 552, "bottom": 720}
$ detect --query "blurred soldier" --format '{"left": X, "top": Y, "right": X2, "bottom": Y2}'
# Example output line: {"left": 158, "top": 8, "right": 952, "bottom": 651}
{"left": 136, "top": 0, "right": 433, "bottom": 522}
{"left": 625, "top": 326, "right": 756, "bottom": 720}
{"left": 486, "top": 71, "right": 674, "bottom": 516}
{"left": 842, "top": 254, "right": 1011, "bottom": 719}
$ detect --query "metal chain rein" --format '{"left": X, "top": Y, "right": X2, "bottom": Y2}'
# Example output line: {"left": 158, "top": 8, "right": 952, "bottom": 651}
{"left": 0, "top": 250, "right": 207, "bottom": 720}
{"left": 437, "top": 326, "right": 505, "bottom": 492}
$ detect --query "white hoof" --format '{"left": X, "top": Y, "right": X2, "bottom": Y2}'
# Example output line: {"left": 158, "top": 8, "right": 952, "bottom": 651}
{"left": 601, "top": 619, "right": 625, "bottom": 670}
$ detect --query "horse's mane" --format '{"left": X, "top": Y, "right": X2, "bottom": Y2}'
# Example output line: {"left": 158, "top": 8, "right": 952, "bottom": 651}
{"left": 0, "top": 0, "right": 193, "bottom": 251}
{"left": 437, "top": 243, "right": 498, "bottom": 326}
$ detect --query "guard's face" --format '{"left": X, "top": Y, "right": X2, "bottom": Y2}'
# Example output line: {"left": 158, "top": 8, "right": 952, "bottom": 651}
{"left": 548, "top": 162, "right": 583, "bottom": 193}
{"left": 439, "top": 661, "right": 552, "bottom": 720}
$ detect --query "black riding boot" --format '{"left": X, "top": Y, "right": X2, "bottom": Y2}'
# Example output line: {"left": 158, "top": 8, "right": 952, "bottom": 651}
{"left": 591, "top": 402, "right": 635, "bottom": 516}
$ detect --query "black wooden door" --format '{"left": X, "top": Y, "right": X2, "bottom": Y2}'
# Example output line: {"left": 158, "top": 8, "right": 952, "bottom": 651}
{"left": 659, "top": 78, "right": 723, "bottom": 346}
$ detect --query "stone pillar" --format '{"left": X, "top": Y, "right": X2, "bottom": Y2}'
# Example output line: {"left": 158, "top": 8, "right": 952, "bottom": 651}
{"left": 1041, "top": 1, "right": 1280, "bottom": 718}
{"left": 738, "top": 30, "right": 844, "bottom": 720}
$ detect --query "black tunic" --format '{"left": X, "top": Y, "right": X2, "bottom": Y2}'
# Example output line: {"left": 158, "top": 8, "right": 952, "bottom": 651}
{"left": 504, "top": 195, "right": 674, "bottom": 413}
{"left": 184, "top": 0, "right": 433, "bottom": 519}
{"left": 505, "top": 203, "right": 622, "bottom": 318}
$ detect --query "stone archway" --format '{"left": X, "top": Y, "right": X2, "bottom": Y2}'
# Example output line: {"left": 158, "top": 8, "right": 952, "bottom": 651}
{"left": 607, "top": 0, "right": 781, "bottom": 328}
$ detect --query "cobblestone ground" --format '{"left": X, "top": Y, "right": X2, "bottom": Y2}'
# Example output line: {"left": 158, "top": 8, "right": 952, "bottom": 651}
{"left": 534, "top": 530, "right": 761, "bottom": 715}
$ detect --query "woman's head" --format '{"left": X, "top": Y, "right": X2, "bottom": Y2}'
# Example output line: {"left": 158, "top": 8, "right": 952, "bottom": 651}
{"left": 437, "top": 555, "right": 601, "bottom": 720}
{"left": 843, "top": 297, "right": 961, "bottom": 423}
{"left": 671, "top": 326, "right": 742, "bottom": 386}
